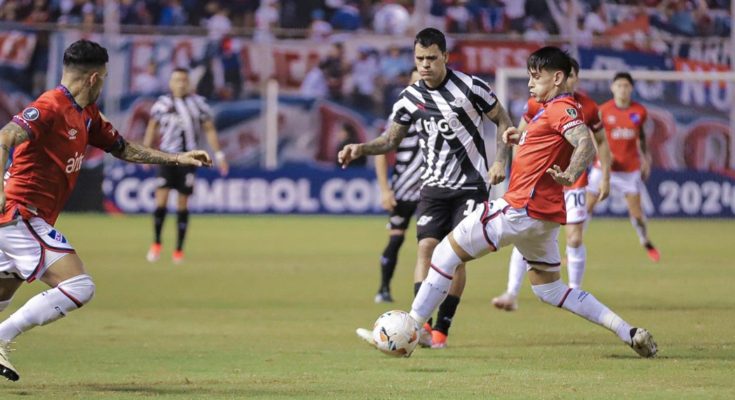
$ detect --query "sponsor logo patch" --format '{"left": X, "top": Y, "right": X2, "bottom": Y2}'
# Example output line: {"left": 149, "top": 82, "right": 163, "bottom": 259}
{"left": 565, "top": 108, "right": 578, "bottom": 118}
{"left": 562, "top": 120, "right": 583, "bottom": 131}
{"left": 416, "top": 215, "right": 433, "bottom": 226}
{"left": 22, "top": 107, "right": 40, "bottom": 121}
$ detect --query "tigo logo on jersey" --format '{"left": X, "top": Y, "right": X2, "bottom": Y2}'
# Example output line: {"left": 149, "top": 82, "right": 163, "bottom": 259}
{"left": 67, "top": 129, "right": 78, "bottom": 140}
{"left": 418, "top": 113, "right": 462, "bottom": 140}
{"left": 22, "top": 107, "right": 39, "bottom": 121}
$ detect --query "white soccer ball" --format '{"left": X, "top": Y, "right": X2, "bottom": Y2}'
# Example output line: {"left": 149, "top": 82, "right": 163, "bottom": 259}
{"left": 372, "top": 310, "right": 420, "bottom": 357}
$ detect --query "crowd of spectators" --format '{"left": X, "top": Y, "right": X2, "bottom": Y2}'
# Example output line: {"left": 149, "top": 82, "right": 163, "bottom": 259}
{"left": 0, "top": 0, "right": 730, "bottom": 114}
{"left": 0, "top": 0, "right": 730, "bottom": 39}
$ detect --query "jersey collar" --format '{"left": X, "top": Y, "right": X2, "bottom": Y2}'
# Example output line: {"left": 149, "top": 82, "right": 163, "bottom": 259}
{"left": 420, "top": 69, "right": 452, "bottom": 91}
{"left": 543, "top": 92, "right": 573, "bottom": 104}
{"left": 56, "top": 85, "right": 84, "bottom": 112}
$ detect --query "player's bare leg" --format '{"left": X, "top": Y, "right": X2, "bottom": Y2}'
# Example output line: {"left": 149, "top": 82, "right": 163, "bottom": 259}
{"left": 527, "top": 268, "right": 657, "bottom": 357}
{"left": 0, "top": 253, "right": 96, "bottom": 381}
{"left": 148, "top": 187, "right": 171, "bottom": 262}
{"left": 173, "top": 193, "right": 190, "bottom": 264}
{"left": 413, "top": 238, "right": 466, "bottom": 348}
{"left": 625, "top": 193, "right": 659, "bottom": 262}
{"left": 565, "top": 222, "right": 586, "bottom": 289}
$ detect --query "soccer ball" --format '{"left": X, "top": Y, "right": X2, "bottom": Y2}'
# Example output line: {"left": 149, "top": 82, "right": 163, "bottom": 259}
{"left": 372, "top": 310, "right": 420, "bottom": 357}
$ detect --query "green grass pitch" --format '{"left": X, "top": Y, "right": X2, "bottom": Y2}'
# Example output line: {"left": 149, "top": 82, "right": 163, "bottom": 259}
{"left": 0, "top": 214, "right": 733, "bottom": 399}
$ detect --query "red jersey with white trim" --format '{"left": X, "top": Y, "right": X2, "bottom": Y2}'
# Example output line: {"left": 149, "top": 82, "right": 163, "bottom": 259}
{"left": 2, "top": 85, "right": 122, "bottom": 225}
{"left": 504, "top": 93, "right": 582, "bottom": 224}
{"left": 523, "top": 92, "right": 601, "bottom": 190}
{"left": 598, "top": 100, "right": 647, "bottom": 172}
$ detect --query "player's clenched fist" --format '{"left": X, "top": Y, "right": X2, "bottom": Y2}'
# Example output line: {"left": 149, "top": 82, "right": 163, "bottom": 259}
{"left": 177, "top": 150, "right": 213, "bottom": 167}
{"left": 545, "top": 164, "right": 574, "bottom": 186}
{"left": 337, "top": 144, "right": 363, "bottom": 169}
{"left": 502, "top": 127, "right": 522, "bottom": 145}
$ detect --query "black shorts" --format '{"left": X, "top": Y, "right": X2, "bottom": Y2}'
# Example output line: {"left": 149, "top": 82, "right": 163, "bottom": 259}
{"left": 157, "top": 165, "right": 196, "bottom": 195}
{"left": 415, "top": 186, "right": 488, "bottom": 241}
{"left": 387, "top": 200, "right": 419, "bottom": 230}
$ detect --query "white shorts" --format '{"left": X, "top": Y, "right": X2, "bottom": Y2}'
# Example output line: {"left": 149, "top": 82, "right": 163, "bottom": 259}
{"left": 587, "top": 167, "right": 641, "bottom": 195}
{"left": 0, "top": 217, "right": 75, "bottom": 282}
{"left": 564, "top": 188, "right": 588, "bottom": 224}
{"left": 452, "top": 199, "right": 562, "bottom": 272}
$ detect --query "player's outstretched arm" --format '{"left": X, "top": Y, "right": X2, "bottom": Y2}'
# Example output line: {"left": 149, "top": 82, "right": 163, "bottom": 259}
{"left": 0, "top": 122, "right": 30, "bottom": 213}
{"left": 111, "top": 140, "right": 212, "bottom": 168}
{"left": 486, "top": 102, "right": 514, "bottom": 184}
{"left": 337, "top": 122, "right": 408, "bottom": 169}
{"left": 547, "top": 124, "right": 596, "bottom": 186}
{"left": 593, "top": 127, "right": 612, "bottom": 201}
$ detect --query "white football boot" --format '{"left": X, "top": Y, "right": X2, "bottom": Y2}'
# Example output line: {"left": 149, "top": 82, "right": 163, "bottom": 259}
{"left": 355, "top": 328, "right": 376, "bottom": 347}
{"left": 0, "top": 340, "right": 19, "bottom": 381}
{"left": 491, "top": 292, "right": 518, "bottom": 311}
{"left": 630, "top": 328, "right": 658, "bottom": 358}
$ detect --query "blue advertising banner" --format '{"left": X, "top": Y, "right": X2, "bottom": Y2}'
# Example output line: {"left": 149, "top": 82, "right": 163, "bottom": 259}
{"left": 591, "top": 170, "right": 735, "bottom": 218}
{"left": 104, "top": 164, "right": 735, "bottom": 218}
{"left": 103, "top": 164, "right": 385, "bottom": 215}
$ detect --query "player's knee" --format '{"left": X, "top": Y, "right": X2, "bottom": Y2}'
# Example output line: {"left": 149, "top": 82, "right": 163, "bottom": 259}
{"left": 452, "top": 208, "right": 492, "bottom": 258}
{"left": 567, "top": 234, "right": 583, "bottom": 248}
{"left": 531, "top": 279, "right": 569, "bottom": 307}
{"left": 57, "top": 274, "right": 96, "bottom": 306}
{"left": 429, "top": 238, "right": 462, "bottom": 278}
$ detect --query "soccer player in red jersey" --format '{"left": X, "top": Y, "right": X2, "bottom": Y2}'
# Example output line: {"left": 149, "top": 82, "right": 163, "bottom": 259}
{"left": 0, "top": 40, "right": 211, "bottom": 381}
{"left": 587, "top": 72, "right": 660, "bottom": 262}
{"left": 491, "top": 58, "right": 613, "bottom": 311}
{"left": 407, "top": 47, "right": 657, "bottom": 357}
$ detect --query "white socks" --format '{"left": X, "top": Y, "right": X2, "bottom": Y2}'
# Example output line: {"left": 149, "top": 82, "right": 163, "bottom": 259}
{"left": 532, "top": 279, "right": 633, "bottom": 344}
{"left": 506, "top": 247, "right": 527, "bottom": 296}
{"left": 0, "top": 275, "right": 95, "bottom": 341}
{"left": 566, "top": 244, "right": 586, "bottom": 289}
{"left": 410, "top": 238, "right": 461, "bottom": 324}
{"left": 630, "top": 217, "right": 649, "bottom": 245}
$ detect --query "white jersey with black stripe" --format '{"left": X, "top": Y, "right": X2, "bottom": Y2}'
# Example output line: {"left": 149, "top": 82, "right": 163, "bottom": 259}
{"left": 391, "top": 131, "right": 422, "bottom": 202}
{"left": 150, "top": 94, "right": 213, "bottom": 153}
{"left": 391, "top": 69, "right": 497, "bottom": 192}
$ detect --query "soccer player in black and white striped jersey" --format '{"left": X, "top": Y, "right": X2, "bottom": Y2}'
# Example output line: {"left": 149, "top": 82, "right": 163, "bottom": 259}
{"left": 373, "top": 69, "right": 423, "bottom": 304}
{"left": 143, "top": 68, "right": 229, "bottom": 264}
{"left": 342, "top": 28, "right": 513, "bottom": 348}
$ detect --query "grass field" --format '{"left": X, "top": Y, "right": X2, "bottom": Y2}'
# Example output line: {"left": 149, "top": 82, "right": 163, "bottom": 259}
{"left": 0, "top": 214, "right": 733, "bottom": 399}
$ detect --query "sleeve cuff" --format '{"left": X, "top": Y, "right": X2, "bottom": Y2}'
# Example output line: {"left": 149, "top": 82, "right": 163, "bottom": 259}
{"left": 11, "top": 116, "right": 35, "bottom": 140}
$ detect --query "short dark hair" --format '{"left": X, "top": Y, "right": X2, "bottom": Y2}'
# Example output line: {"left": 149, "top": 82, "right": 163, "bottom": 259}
{"left": 172, "top": 67, "right": 189, "bottom": 75}
{"left": 63, "top": 39, "right": 109, "bottom": 69}
{"left": 570, "top": 58, "right": 580, "bottom": 75}
{"left": 527, "top": 46, "right": 572, "bottom": 79}
{"left": 414, "top": 28, "right": 446, "bottom": 53}
{"left": 613, "top": 72, "right": 634, "bottom": 86}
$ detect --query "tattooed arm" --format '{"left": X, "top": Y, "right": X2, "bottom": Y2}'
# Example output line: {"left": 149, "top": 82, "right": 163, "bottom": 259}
{"left": 546, "top": 124, "right": 597, "bottom": 186}
{"left": 110, "top": 140, "right": 212, "bottom": 167}
{"left": 0, "top": 122, "right": 30, "bottom": 213}
{"left": 485, "top": 102, "right": 514, "bottom": 184}
{"left": 337, "top": 122, "right": 409, "bottom": 169}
